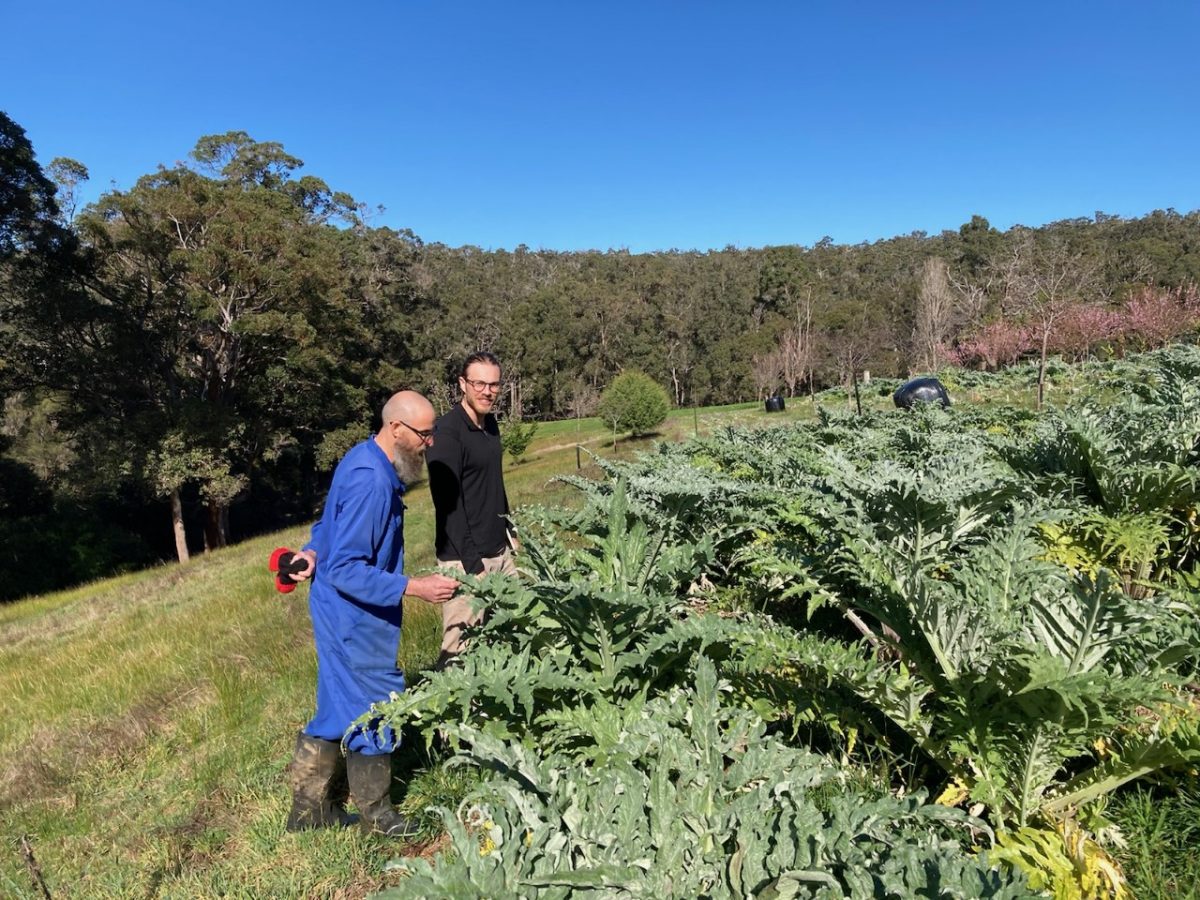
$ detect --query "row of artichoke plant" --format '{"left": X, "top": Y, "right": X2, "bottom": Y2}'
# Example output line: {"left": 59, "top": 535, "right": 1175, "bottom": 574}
{"left": 365, "top": 345, "right": 1200, "bottom": 898}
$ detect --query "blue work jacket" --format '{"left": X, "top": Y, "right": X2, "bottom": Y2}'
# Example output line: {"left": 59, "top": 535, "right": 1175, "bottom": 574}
{"left": 302, "top": 438, "right": 411, "bottom": 753}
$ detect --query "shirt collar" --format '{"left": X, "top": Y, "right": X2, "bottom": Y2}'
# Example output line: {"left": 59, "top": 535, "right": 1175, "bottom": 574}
{"left": 456, "top": 402, "right": 487, "bottom": 432}
{"left": 367, "top": 437, "right": 405, "bottom": 492}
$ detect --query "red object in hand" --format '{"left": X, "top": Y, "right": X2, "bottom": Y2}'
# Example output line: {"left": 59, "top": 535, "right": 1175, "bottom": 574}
{"left": 268, "top": 547, "right": 307, "bottom": 594}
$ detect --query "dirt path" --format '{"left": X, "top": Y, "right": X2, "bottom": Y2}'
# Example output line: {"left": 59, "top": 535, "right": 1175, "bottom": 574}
{"left": 533, "top": 435, "right": 617, "bottom": 455}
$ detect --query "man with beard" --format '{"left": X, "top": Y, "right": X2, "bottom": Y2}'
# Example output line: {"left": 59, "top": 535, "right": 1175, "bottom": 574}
{"left": 427, "top": 352, "right": 517, "bottom": 669}
{"left": 284, "top": 390, "right": 458, "bottom": 837}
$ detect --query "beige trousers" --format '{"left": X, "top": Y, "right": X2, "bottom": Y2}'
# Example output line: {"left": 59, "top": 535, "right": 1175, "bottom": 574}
{"left": 436, "top": 546, "right": 518, "bottom": 669}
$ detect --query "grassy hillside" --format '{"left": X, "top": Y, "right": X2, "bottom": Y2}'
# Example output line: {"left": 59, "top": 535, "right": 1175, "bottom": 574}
{"left": 0, "top": 398, "right": 832, "bottom": 898}
{"left": 5, "top": 363, "right": 1191, "bottom": 899}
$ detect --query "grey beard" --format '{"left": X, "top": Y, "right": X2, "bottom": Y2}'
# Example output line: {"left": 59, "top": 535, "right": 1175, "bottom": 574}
{"left": 392, "top": 447, "right": 426, "bottom": 486}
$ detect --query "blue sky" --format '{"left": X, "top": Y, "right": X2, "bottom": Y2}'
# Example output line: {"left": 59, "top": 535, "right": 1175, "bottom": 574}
{"left": 5, "top": 1, "right": 1199, "bottom": 252}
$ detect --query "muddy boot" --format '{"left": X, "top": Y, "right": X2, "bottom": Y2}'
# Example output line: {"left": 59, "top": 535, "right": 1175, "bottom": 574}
{"left": 285, "top": 732, "right": 354, "bottom": 832}
{"left": 346, "top": 751, "right": 421, "bottom": 838}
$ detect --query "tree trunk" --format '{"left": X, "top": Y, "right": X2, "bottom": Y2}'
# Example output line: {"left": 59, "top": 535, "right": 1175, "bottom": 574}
{"left": 170, "top": 489, "right": 189, "bottom": 563}
{"left": 203, "top": 500, "right": 228, "bottom": 551}
{"left": 1037, "top": 328, "right": 1050, "bottom": 410}
{"left": 509, "top": 378, "right": 522, "bottom": 420}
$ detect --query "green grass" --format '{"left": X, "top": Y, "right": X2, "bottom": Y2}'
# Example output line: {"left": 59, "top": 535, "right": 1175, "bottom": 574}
{"left": 1108, "top": 783, "right": 1200, "bottom": 900}
{"left": 0, "top": 397, "right": 831, "bottom": 898}
{"left": 0, "top": 525, "right": 418, "bottom": 898}
{"left": 0, "top": 368, "right": 1175, "bottom": 897}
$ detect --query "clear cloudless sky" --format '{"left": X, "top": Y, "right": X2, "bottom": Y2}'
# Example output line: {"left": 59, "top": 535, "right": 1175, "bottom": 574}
{"left": 4, "top": 0, "right": 1199, "bottom": 252}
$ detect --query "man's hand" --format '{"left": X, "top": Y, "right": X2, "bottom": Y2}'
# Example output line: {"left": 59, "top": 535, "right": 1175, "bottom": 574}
{"left": 404, "top": 573, "right": 459, "bottom": 604}
{"left": 292, "top": 550, "right": 317, "bottom": 582}
{"left": 269, "top": 547, "right": 316, "bottom": 593}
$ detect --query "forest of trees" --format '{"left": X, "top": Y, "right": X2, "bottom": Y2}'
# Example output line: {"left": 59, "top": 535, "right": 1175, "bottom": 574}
{"left": 3, "top": 111, "right": 1200, "bottom": 599}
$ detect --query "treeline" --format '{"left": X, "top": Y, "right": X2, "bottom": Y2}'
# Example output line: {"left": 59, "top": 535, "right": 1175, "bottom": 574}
{"left": 3, "top": 112, "right": 1199, "bottom": 599}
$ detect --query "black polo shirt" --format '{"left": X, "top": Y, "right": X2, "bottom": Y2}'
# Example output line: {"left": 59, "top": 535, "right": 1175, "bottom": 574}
{"left": 426, "top": 404, "right": 511, "bottom": 575}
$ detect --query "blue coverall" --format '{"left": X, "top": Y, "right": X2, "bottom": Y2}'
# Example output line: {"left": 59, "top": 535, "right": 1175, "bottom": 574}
{"left": 302, "top": 439, "right": 410, "bottom": 755}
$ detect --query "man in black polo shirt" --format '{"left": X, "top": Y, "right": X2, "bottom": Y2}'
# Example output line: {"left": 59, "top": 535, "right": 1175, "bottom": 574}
{"left": 426, "top": 351, "right": 517, "bottom": 668}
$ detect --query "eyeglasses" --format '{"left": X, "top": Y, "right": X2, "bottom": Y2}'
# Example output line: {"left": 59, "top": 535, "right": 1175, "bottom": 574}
{"left": 462, "top": 378, "right": 503, "bottom": 393}
{"left": 397, "top": 421, "right": 436, "bottom": 445}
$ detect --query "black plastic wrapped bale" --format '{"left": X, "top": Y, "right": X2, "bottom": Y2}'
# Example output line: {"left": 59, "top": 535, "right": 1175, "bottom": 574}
{"left": 765, "top": 395, "right": 785, "bottom": 413}
{"left": 893, "top": 377, "right": 951, "bottom": 409}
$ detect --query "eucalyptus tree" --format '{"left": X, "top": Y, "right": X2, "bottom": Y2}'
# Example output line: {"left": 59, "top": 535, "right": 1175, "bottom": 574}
{"left": 0, "top": 111, "right": 80, "bottom": 397}
{"left": 505, "top": 283, "right": 578, "bottom": 417}
{"left": 63, "top": 133, "right": 375, "bottom": 559}
{"left": 957, "top": 214, "right": 1002, "bottom": 276}
{"left": 758, "top": 245, "right": 817, "bottom": 397}
{"left": 0, "top": 114, "right": 89, "bottom": 498}
{"left": 0, "top": 112, "right": 60, "bottom": 257}
{"left": 651, "top": 251, "right": 728, "bottom": 407}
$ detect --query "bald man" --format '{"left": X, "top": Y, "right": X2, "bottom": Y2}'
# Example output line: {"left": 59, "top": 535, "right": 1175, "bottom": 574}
{"left": 284, "top": 391, "right": 458, "bottom": 838}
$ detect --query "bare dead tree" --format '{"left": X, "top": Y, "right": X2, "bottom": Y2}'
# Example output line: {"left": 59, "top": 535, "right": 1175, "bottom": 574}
{"left": 750, "top": 348, "right": 783, "bottom": 400}
{"left": 992, "top": 231, "right": 1100, "bottom": 409}
{"left": 913, "top": 257, "right": 956, "bottom": 372}
{"left": 947, "top": 268, "right": 995, "bottom": 332}
{"left": 567, "top": 377, "right": 599, "bottom": 420}
{"left": 825, "top": 294, "right": 888, "bottom": 415}
{"left": 779, "top": 288, "right": 815, "bottom": 397}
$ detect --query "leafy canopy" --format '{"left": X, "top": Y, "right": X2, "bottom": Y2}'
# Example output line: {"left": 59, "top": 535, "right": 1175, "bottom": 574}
{"left": 596, "top": 370, "right": 670, "bottom": 437}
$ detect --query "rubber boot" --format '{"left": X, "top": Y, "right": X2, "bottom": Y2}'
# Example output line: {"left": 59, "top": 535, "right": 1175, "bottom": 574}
{"left": 346, "top": 751, "right": 421, "bottom": 838}
{"left": 285, "top": 732, "right": 354, "bottom": 832}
